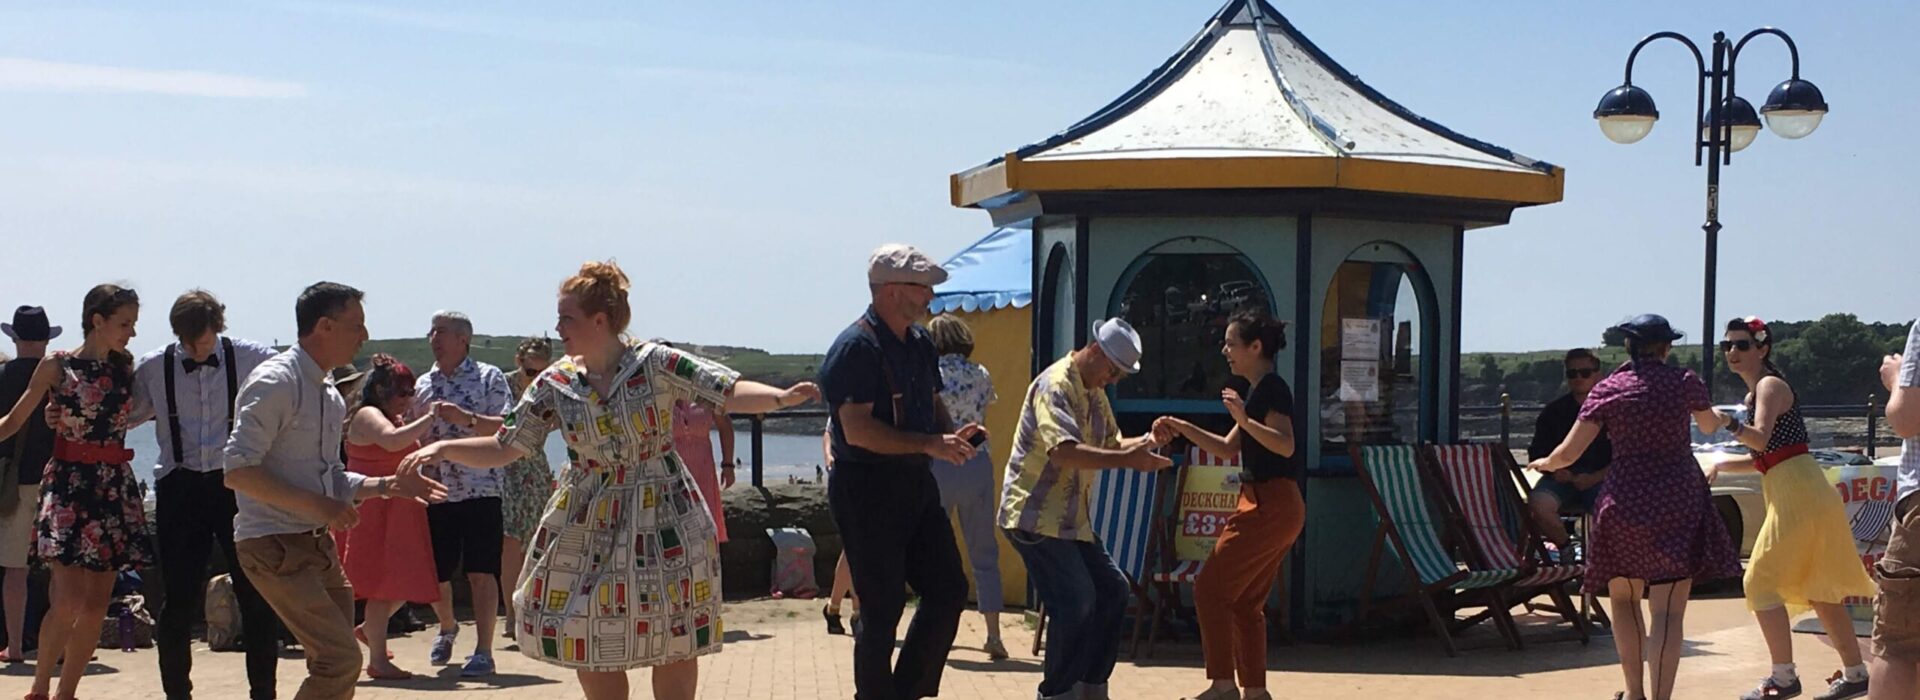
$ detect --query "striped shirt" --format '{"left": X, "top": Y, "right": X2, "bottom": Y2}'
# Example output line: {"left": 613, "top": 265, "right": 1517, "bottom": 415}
{"left": 998, "top": 355, "right": 1118, "bottom": 541}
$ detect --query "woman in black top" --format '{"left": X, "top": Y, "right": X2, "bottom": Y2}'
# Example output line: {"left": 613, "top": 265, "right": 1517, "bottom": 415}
{"left": 1154, "top": 309, "right": 1300, "bottom": 700}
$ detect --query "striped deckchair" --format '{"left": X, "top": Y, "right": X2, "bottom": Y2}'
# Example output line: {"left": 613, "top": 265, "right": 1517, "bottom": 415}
{"left": 1031, "top": 463, "right": 1163, "bottom": 656}
{"left": 1854, "top": 498, "right": 1897, "bottom": 561}
{"left": 1134, "top": 447, "right": 1247, "bottom": 658}
{"left": 1846, "top": 497, "right": 1896, "bottom": 608}
{"left": 1793, "top": 495, "right": 1896, "bottom": 637}
{"left": 1349, "top": 444, "right": 1520, "bottom": 656}
{"left": 1424, "top": 443, "right": 1590, "bottom": 647}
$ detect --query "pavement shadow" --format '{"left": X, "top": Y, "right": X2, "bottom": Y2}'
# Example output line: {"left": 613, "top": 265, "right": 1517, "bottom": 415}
{"left": 724, "top": 629, "right": 775, "bottom": 644}
{"left": 949, "top": 657, "right": 1043, "bottom": 673}
{"left": 1129, "top": 627, "right": 1719, "bottom": 678}
{"left": 382, "top": 668, "right": 565, "bottom": 690}
{"left": 0, "top": 659, "right": 121, "bottom": 677}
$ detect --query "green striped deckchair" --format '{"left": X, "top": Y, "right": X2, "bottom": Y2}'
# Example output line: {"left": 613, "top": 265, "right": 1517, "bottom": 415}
{"left": 1349, "top": 444, "right": 1519, "bottom": 656}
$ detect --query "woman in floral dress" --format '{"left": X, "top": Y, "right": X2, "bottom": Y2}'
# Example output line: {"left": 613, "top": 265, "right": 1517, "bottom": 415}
{"left": 401, "top": 261, "right": 819, "bottom": 700}
{"left": 0, "top": 284, "right": 153, "bottom": 700}
{"left": 1531, "top": 314, "right": 1743, "bottom": 700}
{"left": 925, "top": 313, "right": 1006, "bottom": 657}
{"left": 501, "top": 336, "right": 559, "bottom": 638}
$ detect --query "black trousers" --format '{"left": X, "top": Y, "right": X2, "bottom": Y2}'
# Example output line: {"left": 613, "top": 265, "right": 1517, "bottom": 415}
{"left": 828, "top": 461, "right": 969, "bottom": 700}
{"left": 155, "top": 469, "right": 282, "bottom": 700}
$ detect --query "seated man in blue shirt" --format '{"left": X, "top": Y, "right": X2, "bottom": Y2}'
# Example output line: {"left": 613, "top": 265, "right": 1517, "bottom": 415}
{"left": 1526, "top": 348, "right": 1612, "bottom": 553}
{"left": 820, "top": 244, "right": 982, "bottom": 700}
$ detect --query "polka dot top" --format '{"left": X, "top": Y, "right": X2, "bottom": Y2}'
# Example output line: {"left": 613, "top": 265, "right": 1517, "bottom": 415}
{"left": 1744, "top": 384, "right": 1810, "bottom": 454}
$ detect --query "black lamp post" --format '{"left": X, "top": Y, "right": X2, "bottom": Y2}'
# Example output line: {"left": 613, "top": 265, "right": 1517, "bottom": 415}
{"left": 1593, "top": 28, "right": 1828, "bottom": 393}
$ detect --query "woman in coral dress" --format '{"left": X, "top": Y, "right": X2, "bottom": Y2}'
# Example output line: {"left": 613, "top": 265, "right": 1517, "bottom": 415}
{"left": 341, "top": 354, "right": 443, "bottom": 679}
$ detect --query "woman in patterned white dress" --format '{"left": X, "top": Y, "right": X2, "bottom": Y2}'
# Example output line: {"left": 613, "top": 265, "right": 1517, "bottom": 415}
{"left": 401, "top": 261, "right": 819, "bottom": 700}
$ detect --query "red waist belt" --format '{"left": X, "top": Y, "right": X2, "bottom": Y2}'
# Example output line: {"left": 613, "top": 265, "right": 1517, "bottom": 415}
{"left": 53, "top": 439, "right": 135, "bottom": 465}
{"left": 1753, "top": 442, "right": 1809, "bottom": 474}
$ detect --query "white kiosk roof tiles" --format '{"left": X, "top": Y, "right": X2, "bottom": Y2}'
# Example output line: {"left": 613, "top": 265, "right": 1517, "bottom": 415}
{"left": 953, "top": 0, "right": 1561, "bottom": 208}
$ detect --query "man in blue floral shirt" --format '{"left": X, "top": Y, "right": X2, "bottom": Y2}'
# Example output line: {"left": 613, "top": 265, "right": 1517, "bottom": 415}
{"left": 411, "top": 310, "right": 512, "bottom": 676}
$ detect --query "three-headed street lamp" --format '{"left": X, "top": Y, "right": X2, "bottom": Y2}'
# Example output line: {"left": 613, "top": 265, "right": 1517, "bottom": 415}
{"left": 1593, "top": 28, "right": 1827, "bottom": 390}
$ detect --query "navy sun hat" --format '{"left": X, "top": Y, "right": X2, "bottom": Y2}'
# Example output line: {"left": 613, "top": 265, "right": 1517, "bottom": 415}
{"left": 1612, "top": 313, "right": 1685, "bottom": 343}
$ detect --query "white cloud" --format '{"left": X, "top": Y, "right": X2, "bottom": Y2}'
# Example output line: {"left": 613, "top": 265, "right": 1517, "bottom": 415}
{"left": 0, "top": 58, "right": 307, "bottom": 98}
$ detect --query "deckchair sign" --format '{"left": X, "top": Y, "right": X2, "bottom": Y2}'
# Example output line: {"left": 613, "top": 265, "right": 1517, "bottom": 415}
{"left": 1822, "top": 462, "right": 1899, "bottom": 622}
{"left": 1174, "top": 463, "right": 1243, "bottom": 561}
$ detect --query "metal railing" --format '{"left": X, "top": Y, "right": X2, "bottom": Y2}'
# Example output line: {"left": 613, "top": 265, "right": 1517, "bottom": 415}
{"left": 1461, "top": 392, "right": 1895, "bottom": 458}
{"left": 724, "top": 408, "right": 830, "bottom": 487}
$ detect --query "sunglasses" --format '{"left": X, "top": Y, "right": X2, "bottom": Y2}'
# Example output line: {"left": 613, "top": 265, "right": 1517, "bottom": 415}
{"left": 1719, "top": 339, "right": 1756, "bottom": 353}
{"left": 1565, "top": 368, "right": 1599, "bottom": 379}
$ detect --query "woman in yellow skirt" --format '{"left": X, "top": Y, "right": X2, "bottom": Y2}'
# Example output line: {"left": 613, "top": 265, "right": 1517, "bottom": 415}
{"left": 1704, "top": 317, "right": 1877, "bottom": 700}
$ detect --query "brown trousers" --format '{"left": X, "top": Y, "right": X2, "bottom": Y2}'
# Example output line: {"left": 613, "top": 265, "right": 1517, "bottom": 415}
{"left": 1873, "top": 492, "right": 1920, "bottom": 662}
{"left": 237, "top": 531, "right": 362, "bottom": 700}
{"left": 1193, "top": 479, "right": 1304, "bottom": 689}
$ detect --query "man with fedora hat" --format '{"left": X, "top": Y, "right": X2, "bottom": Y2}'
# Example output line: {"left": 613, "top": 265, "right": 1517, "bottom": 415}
{"left": 999, "top": 318, "right": 1171, "bottom": 700}
{"left": 818, "top": 243, "right": 979, "bottom": 700}
{"left": 1, "top": 306, "right": 59, "bottom": 663}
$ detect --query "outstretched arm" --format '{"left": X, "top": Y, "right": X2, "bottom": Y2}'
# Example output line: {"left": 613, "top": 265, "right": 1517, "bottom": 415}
{"left": 348, "top": 404, "right": 437, "bottom": 452}
{"left": 1529, "top": 420, "right": 1603, "bottom": 473}
{"left": 726, "top": 380, "right": 818, "bottom": 415}
{"left": 400, "top": 435, "right": 530, "bottom": 473}
{"left": 1155, "top": 416, "right": 1236, "bottom": 459}
{"left": 0, "top": 359, "right": 58, "bottom": 443}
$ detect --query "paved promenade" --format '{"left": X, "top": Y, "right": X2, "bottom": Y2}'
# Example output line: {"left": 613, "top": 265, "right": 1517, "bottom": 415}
{"left": 1, "top": 595, "right": 1895, "bottom": 699}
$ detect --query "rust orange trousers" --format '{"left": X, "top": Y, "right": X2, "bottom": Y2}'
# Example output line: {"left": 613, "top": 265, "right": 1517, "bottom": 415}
{"left": 1193, "top": 478, "right": 1304, "bottom": 689}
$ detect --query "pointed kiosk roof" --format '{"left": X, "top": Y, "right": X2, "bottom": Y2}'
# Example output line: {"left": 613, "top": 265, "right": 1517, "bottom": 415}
{"left": 952, "top": 0, "right": 1563, "bottom": 224}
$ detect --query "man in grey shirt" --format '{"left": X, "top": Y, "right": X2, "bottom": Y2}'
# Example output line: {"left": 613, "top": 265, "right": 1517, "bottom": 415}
{"left": 224, "top": 282, "right": 443, "bottom": 700}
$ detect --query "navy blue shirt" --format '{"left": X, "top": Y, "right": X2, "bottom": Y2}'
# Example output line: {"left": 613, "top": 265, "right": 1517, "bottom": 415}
{"left": 819, "top": 306, "right": 942, "bottom": 468}
{"left": 0, "top": 358, "right": 53, "bottom": 486}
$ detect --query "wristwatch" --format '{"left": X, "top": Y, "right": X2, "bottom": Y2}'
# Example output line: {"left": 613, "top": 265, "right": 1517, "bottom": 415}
{"left": 377, "top": 477, "right": 393, "bottom": 499}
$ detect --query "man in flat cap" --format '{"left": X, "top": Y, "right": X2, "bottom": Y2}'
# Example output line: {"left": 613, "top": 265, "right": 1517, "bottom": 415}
{"left": 818, "top": 244, "right": 981, "bottom": 700}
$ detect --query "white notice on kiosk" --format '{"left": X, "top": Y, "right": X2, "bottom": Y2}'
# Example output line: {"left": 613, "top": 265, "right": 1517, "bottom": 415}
{"left": 1341, "top": 318, "right": 1382, "bottom": 359}
{"left": 1339, "top": 360, "right": 1380, "bottom": 402}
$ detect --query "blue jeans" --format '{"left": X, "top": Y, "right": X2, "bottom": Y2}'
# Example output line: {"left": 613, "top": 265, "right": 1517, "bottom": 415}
{"left": 1005, "top": 529, "right": 1127, "bottom": 699}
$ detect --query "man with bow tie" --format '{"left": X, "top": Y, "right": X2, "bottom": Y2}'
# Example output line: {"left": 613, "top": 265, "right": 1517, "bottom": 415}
{"left": 129, "top": 289, "right": 282, "bottom": 700}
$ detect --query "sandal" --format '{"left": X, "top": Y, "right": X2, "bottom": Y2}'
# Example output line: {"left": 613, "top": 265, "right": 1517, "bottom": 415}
{"left": 353, "top": 625, "right": 396, "bottom": 660}
{"left": 822, "top": 605, "right": 846, "bottom": 635}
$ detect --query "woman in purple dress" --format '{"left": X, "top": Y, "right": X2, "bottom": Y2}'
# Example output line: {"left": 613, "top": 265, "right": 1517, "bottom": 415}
{"left": 1529, "top": 314, "right": 1742, "bottom": 700}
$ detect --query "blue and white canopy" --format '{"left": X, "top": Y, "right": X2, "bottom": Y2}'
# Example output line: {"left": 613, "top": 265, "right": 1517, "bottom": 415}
{"left": 930, "top": 225, "right": 1031, "bottom": 314}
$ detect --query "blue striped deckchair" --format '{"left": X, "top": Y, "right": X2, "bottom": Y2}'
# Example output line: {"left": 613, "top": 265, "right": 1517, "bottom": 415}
{"left": 1030, "top": 464, "right": 1162, "bottom": 657}
{"left": 1424, "top": 443, "right": 1590, "bottom": 647}
{"left": 1350, "top": 444, "right": 1519, "bottom": 656}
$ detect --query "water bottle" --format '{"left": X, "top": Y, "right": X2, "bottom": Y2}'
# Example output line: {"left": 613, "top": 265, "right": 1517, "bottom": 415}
{"left": 118, "top": 608, "right": 135, "bottom": 652}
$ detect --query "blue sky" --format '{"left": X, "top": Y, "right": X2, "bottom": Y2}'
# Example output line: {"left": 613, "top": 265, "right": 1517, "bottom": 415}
{"left": 2, "top": 1, "right": 1914, "bottom": 356}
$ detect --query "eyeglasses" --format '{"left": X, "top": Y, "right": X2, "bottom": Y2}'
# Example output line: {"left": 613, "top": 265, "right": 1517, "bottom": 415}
{"left": 1565, "top": 368, "right": 1599, "bottom": 379}
{"left": 1719, "top": 339, "right": 1756, "bottom": 353}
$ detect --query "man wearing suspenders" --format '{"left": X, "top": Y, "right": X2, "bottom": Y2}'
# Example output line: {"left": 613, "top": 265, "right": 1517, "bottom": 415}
{"left": 129, "top": 290, "right": 281, "bottom": 700}
{"left": 819, "top": 245, "right": 981, "bottom": 700}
